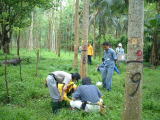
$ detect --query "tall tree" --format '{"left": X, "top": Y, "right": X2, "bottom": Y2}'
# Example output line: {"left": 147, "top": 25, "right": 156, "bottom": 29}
{"left": 28, "top": 11, "right": 34, "bottom": 50}
{"left": 0, "top": 0, "right": 52, "bottom": 53}
{"left": 80, "top": 0, "right": 89, "bottom": 77}
{"left": 73, "top": 0, "right": 80, "bottom": 68}
{"left": 123, "top": 0, "right": 144, "bottom": 120}
{"left": 47, "top": 12, "right": 52, "bottom": 50}
{"left": 4, "top": 54, "right": 10, "bottom": 103}
{"left": 17, "top": 29, "right": 21, "bottom": 56}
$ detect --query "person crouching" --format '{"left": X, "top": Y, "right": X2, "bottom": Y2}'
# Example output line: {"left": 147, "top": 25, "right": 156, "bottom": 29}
{"left": 70, "top": 77, "right": 105, "bottom": 112}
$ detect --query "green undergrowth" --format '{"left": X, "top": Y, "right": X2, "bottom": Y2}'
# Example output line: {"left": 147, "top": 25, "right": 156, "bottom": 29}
{"left": 0, "top": 49, "right": 159, "bottom": 120}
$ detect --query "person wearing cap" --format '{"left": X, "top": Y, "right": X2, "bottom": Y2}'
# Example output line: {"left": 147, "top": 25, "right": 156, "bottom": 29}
{"left": 101, "top": 42, "right": 117, "bottom": 91}
{"left": 116, "top": 43, "right": 125, "bottom": 65}
{"left": 70, "top": 77, "right": 104, "bottom": 112}
{"left": 116, "top": 43, "right": 125, "bottom": 57}
{"left": 45, "top": 71, "right": 81, "bottom": 113}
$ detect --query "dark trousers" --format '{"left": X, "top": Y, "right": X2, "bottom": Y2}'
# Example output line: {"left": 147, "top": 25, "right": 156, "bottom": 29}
{"left": 88, "top": 55, "right": 92, "bottom": 64}
{"left": 51, "top": 101, "right": 68, "bottom": 114}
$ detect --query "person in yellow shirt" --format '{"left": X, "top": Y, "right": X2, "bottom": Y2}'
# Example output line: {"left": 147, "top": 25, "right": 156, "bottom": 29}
{"left": 87, "top": 43, "right": 94, "bottom": 65}
{"left": 58, "top": 81, "right": 77, "bottom": 102}
{"left": 49, "top": 81, "right": 77, "bottom": 114}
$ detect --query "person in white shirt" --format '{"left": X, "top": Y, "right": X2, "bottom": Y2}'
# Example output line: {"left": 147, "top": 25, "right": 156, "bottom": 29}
{"left": 116, "top": 43, "right": 124, "bottom": 55}
{"left": 116, "top": 43, "right": 125, "bottom": 65}
{"left": 45, "top": 71, "right": 80, "bottom": 113}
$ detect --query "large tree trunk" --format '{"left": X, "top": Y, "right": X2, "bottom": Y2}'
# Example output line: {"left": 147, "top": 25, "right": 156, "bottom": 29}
{"left": 150, "top": 1, "right": 160, "bottom": 66}
{"left": 28, "top": 12, "right": 34, "bottom": 50}
{"left": 80, "top": 0, "right": 89, "bottom": 78}
{"left": 150, "top": 32, "right": 158, "bottom": 66}
{"left": 123, "top": 0, "right": 144, "bottom": 120}
{"left": 73, "top": 0, "right": 80, "bottom": 68}
{"left": 93, "top": 17, "right": 96, "bottom": 59}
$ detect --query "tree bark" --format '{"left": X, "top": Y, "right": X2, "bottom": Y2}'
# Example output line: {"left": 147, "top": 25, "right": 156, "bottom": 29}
{"left": 36, "top": 49, "right": 40, "bottom": 77}
{"left": 48, "top": 15, "right": 52, "bottom": 50}
{"left": 123, "top": 0, "right": 144, "bottom": 120}
{"left": 93, "top": 17, "right": 96, "bottom": 59}
{"left": 150, "top": 1, "right": 160, "bottom": 66}
{"left": 0, "top": 33, "right": 2, "bottom": 50}
{"left": 1, "top": 24, "right": 10, "bottom": 54}
{"left": 80, "top": 0, "right": 89, "bottom": 78}
{"left": 4, "top": 54, "right": 10, "bottom": 103}
{"left": 17, "top": 30, "right": 21, "bottom": 56}
{"left": 73, "top": 0, "right": 80, "bottom": 68}
{"left": 28, "top": 11, "right": 34, "bottom": 50}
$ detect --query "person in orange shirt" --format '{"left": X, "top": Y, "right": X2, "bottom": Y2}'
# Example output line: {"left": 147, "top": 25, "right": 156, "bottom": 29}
{"left": 87, "top": 43, "right": 94, "bottom": 65}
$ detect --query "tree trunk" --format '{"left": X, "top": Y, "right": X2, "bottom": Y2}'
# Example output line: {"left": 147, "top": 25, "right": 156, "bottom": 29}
{"left": 36, "top": 49, "right": 40, "bottom": 77}
{"left": 19, "top": 56, "right": 23, "bottom": 81}
{"left": 150, "top": 1, "right": 160, "bottom": 66}
{"left": 17, "top": 30, "right": 21, "bottom": 56}
{"left": 0, "top": 33, "right": 2, "bottom": 50}
{"left": 2, "top": 24, "right": 10, "bottom": 54}
{"left": 93, "top": 17, "right": 96, "bottom": 59}
{"left": 57, "top": 29, "right": 61, "bottom": 57}
{"left": 4, "top": 54, "right": 10, "bottom": 103}
{"left": 48, "top": 16, "right": 52, "bottom": 50}
{"left": 28, "top": 12, "right": 34, "bottom": 50}
{"left": 80, "top": 0, "right": 89, "bottom": 78}
{"left": 150, "top": 32, "right": 159, "bottom": 66}
{"left": 73, "top": 0, "right": 80, "bottom": 68}
{"left": 123, "top": 0, "right": 144, "bottom": 120}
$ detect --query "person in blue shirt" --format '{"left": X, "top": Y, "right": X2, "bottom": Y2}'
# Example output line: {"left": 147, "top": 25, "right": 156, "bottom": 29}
{"left": 100, "top": 42, "right": 117, "bottom": 91}
{"left": 70, "top": 77, "right": 103, "bottom": 112}
{"left": 98, "top": 58, "right": 120, "bottom": 74}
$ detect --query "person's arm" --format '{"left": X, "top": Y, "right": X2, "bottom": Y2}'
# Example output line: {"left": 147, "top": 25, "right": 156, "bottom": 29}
{"left": 61, "top": 84, "right": 68, "bottom": 101}
{"left": 96, "top": 86, "right": 103, "bottom": 98}
{"left": 61, "top": 74, "right": 72, "bottom": 100}
{"left": 63, "top": 92, "right": 71, "bottom": 102}
{"left": 72, "top": 87, "right": 81, "bottom": 100}
{"left": 73, "top": 84, "right": 78, "bottom": 91}
{"left": 112, "top": 50, "right": 117, "bottom": 61}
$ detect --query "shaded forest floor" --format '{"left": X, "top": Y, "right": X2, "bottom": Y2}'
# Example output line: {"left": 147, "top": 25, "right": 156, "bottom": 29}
{"left": 0, "top": 49, "right": 160, "bottom": 120}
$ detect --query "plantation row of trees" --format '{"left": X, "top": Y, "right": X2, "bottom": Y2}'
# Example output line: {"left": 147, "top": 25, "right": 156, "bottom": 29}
{"left": 0, "top": 0, "right": 159, "bottom": 66}
{"left": 0, "top": 0, "right": 159, "bottom": 119}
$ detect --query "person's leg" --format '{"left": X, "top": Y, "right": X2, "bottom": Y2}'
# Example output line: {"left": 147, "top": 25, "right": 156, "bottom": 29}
{"left": 85, "top": 104, "right": 100, "bottom": 112}
{"left": 47, "top": 75, "right": 60, "bottom": 101}
{"left": 101, "top": 68, "right": 107, "bottom": 88}
{"left": 105, "top": 67, "right": 114, "bottom": 91}
{"left": 90, "top": 56, "right": 92, "bottom": 64}
{"left": 70, "top": 100, "right": 83, "bottom": 109}
{"left": 88, "top": 55, "right": 91, "bottom": 64}
{"left": 47, "top": 75, "right": 61, "bottom": 113}
{"left": 51, "top": 101, "right": 61, "bottom": 113}
{"left": 87, "top": 55, "right": 90, "bottom": 64}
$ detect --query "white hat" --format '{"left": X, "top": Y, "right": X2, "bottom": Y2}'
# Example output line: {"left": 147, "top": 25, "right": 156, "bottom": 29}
{"left": 118, "top": 43, "right": 122, "bottom": 47}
